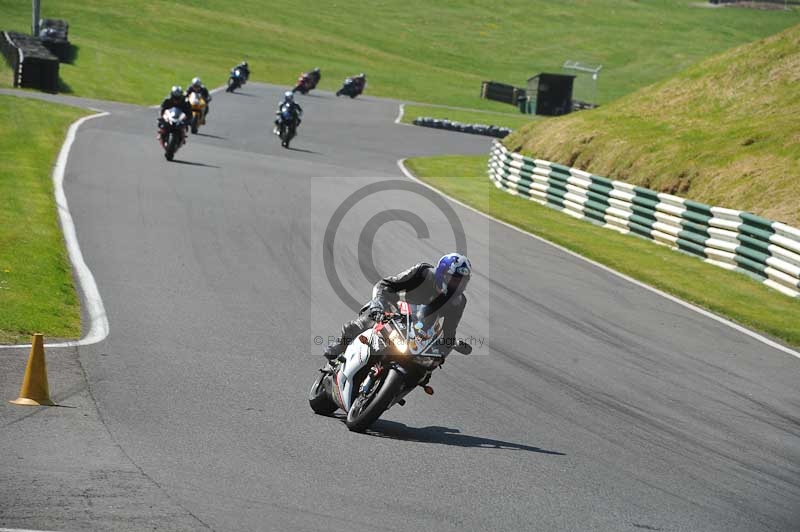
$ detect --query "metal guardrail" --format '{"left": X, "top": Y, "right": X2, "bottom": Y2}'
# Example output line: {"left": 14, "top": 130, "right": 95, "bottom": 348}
{"left": 412, "top": 117, "right": 512, "bottom": 138}
{"left": 488, "top": 141, "right": 800, "bottom": 297}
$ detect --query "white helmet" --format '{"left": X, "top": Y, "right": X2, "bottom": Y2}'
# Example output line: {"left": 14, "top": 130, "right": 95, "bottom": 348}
{"left": 170, "top": 86, "right": 183, "bottom": 98}
{"left": 284, "top": 91, "right": 294, "bottom": 101}
{"left": 192, "top": 77, "right": 201, "bottom": 87}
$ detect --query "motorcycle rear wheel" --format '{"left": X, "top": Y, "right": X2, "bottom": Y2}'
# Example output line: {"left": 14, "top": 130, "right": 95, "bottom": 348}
{"left": 345, "top": 368, "right": 404, "bottom": 433}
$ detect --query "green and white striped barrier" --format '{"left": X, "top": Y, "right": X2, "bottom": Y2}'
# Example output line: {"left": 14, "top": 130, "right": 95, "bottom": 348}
{"left": 488, "top": 140, "right": 800, "bottom": 298}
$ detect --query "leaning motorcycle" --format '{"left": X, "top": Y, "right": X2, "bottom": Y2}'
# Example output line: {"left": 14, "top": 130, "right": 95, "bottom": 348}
{"left": 187, "top": 92, "right": 206, "bottom": 134}
{"left": 226, "top": 68, "right": 246, "bottom": 93}
{"left": 276, "top": 104, "right": 300, "bottom": 148}
{"left": 335, "top": 77, "right": 364, "bottom": 98}
{"left": 292, "top": 71, "right": 319, "bottom": 94}
{"left": 157, "top": 107, "right": 187, "bottom": 161}
{"left": 308, "top": 301, "right": 471, "bottom": 432}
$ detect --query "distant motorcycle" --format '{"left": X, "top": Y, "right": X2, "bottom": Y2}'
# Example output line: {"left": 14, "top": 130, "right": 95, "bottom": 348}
{"left": 275, "top": 103, "right": 301, "bottom": 148}
{"left": 158, "top": 107, "right": 187, "bottom": 161}
{"left": 187, "top": 92, "right": 207, "bottom": 134}
{"left": 226, "top": 67, "right": 246, "bottom": 93}
{"left": 336, "top": 75, "right": 365, "bottom": 98}
{"left": 292, "top": 70, "right": 320, "bottom": 94}
{"left": 308, "top": 301, "right": 472, "bottom": 432}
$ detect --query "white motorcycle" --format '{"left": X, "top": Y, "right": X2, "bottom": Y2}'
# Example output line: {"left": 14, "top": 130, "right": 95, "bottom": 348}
{"left": 308, "top": 301, "right": 471, "bottom": 432}
{"left": 158, "top": 107, "right": 187, "bottom": 161}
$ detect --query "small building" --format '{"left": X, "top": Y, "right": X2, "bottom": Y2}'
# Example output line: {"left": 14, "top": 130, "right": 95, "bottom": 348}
{"left": 525, "top": 73, "right": 576, "bottom": 116}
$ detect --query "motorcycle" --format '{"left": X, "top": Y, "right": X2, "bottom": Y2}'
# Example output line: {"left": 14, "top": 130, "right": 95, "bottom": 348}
{"left": 275, "top": 103, "right": 301, "bottom": 148}
{"left": 187, "top": 92, "right": 207, "bottom": 134}
{"left": 292, "top": 71, "right": 319, "bottom": 94}
{"left": 157, "top": 107, "right": 187, "bottom": 161}
{"left": 308, "top": 301, "right": 471, "bottom": 432}
{"left": 226, "top": 68, "right": 246, "bottom": 93}
{"left": 335, "top": 76, "right": 365, "bottom": 98}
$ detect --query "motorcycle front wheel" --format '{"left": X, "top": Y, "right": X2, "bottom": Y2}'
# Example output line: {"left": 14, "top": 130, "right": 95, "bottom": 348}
{"left": 164, "top": 133, "right": 176, "bottom": 161}
{"left": 345, "top": 367, "right": 405, "bottom": 433}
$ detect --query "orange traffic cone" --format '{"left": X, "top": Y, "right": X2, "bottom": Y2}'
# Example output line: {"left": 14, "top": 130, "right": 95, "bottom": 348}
{"left": 9, "top": 333, "right": 56, "bottom": 406}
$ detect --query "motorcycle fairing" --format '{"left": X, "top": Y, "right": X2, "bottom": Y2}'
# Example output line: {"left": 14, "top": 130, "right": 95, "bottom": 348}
{"left": 334, "top": 328, "right": 374, "bottom": 412}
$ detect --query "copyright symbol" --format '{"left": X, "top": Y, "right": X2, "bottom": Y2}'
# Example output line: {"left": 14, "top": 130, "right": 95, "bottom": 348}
{"left": 313, "top": 336, "right": 323, "bottom": 345}
{"left": 323, "top": 179, "right": 467, "bottom": 313}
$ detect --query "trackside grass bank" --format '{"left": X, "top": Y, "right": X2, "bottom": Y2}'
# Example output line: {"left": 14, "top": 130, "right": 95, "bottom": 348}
{"left": 0, "top": 95, "right": 85, "bottom": 344}
{"left": 506, "top": 23, "right": 800, "bottom": 227}
{"left": 0, "top": 1, "right": 798, "bottom": 107}
{"left": 405, "top": 155, "right": 800, "bottom": 350}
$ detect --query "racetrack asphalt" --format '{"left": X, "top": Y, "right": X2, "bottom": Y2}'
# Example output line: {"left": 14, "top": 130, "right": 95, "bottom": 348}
{"left": 1, "top": 84, "right": 798, "bottom": 532}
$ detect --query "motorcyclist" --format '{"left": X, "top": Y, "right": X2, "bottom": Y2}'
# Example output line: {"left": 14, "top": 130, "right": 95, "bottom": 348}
{"left": 308, "top": 67, "right": 321, "bottom": 87}
{"left": 157, "top": 86, "right": 191, "bottom": 145}
{"left": 353, "top": 72, "right": 366, "bottom": 93}
{"left": 185, "top": 76, "right": 211, "bottom": 123}
{"left": 323, "top": 253, "right": 472, "bottom": 364}
{"left": 233, "top": 61, "right": 250, "bottom": 82}
{"left": 273, "top": 91, "right": 303, "bottom": 135}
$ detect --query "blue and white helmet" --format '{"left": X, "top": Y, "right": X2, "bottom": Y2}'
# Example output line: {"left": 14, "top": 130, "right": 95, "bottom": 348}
{"left": 434, "top": 253, "right": 472, "bottom": 295}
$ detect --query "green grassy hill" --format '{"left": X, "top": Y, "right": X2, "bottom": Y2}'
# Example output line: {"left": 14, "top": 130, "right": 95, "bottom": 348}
{"left": 506, "top": 23, "right": 800, "bottom": 226}
{"left": 1, "top": 0, "right": 799, "bottom": 107}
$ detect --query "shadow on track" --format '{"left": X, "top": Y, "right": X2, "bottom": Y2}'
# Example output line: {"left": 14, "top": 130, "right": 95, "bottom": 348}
{"left": 363, "top": 420, "right": 566, "bottom": 455}
{"left": 196, "top": 132, "right": 227, "bottom": 140}
{"left": 285, "top": 146, "right": 320, "bottom": 155}
{"left": 172, "top": 159, "right": 221, "bottom": 168}
{"left": 227, "top": 92, "right": 259, "bottom": 98}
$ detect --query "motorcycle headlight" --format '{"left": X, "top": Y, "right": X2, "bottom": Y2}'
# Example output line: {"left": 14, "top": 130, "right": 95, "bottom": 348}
{"left": 388, "top": 330, "right": 407, "bottom": 354}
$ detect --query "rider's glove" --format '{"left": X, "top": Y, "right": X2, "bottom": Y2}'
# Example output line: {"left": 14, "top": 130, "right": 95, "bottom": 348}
{"left": 367, "top": 302, "right": 385, "bottom": 322}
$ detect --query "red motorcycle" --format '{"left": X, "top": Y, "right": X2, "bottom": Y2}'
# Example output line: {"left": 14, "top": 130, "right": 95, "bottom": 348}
{"left": 292, "top": 68, "right": 321, "bottom": 94}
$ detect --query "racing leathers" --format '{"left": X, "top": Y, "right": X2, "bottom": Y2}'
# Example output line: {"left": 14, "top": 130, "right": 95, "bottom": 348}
{"left": 324, "top": 262, "right": 467, "bottom": 361}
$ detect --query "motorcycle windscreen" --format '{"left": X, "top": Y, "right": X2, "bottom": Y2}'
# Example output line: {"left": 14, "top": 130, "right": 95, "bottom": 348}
{"left": 165, "top": 107, "right": 184, "bottom": 124}
{"left": 397, "top": 303, "right": 445, "bottom": 356}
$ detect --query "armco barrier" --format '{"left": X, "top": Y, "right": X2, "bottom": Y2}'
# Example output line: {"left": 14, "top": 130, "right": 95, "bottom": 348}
{"left": 1, "top": 32, "right": 23, "bottom": 87}
{"left": 488, "top": 140, "right": 800, "bottom": 298}
{"left": 413, "top": 117, "right": 512, "bottom": 138}
{"left": 1, "top": 31, "right": 59, "bottom": 92}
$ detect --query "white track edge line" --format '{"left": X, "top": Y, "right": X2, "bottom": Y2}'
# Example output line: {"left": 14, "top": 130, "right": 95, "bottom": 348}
{"left": 0, "top": 528, "right": 61, "bottom": 532}
{"left": 396, "top": 158, "right": 800, "bottom": 360}
{"left": 1, "top": 112, "right": 111, "bottom": 350}
{"left": 394, "top": 103, "right": 405, "bottom": 124}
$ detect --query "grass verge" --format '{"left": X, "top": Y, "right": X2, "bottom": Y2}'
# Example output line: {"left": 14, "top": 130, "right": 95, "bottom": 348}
{"left": 0, "top": 95, "right": 87, "bottom": 344}
{"left": 405, "top": 154, "right": 800, "bottom": 350}
{"left": 401, "top": 104, "right": 536, "bottom": 130}
{"left": 0, "top": 1, "right": 798, "bottom": 106}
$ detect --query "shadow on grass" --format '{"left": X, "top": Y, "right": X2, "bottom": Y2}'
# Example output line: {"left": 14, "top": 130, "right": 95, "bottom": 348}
{"left": 63, "top": 43, "right": 79, "bottom": 64}
{"left": 57, "top": 76, "right": 73, "bottom": 94}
